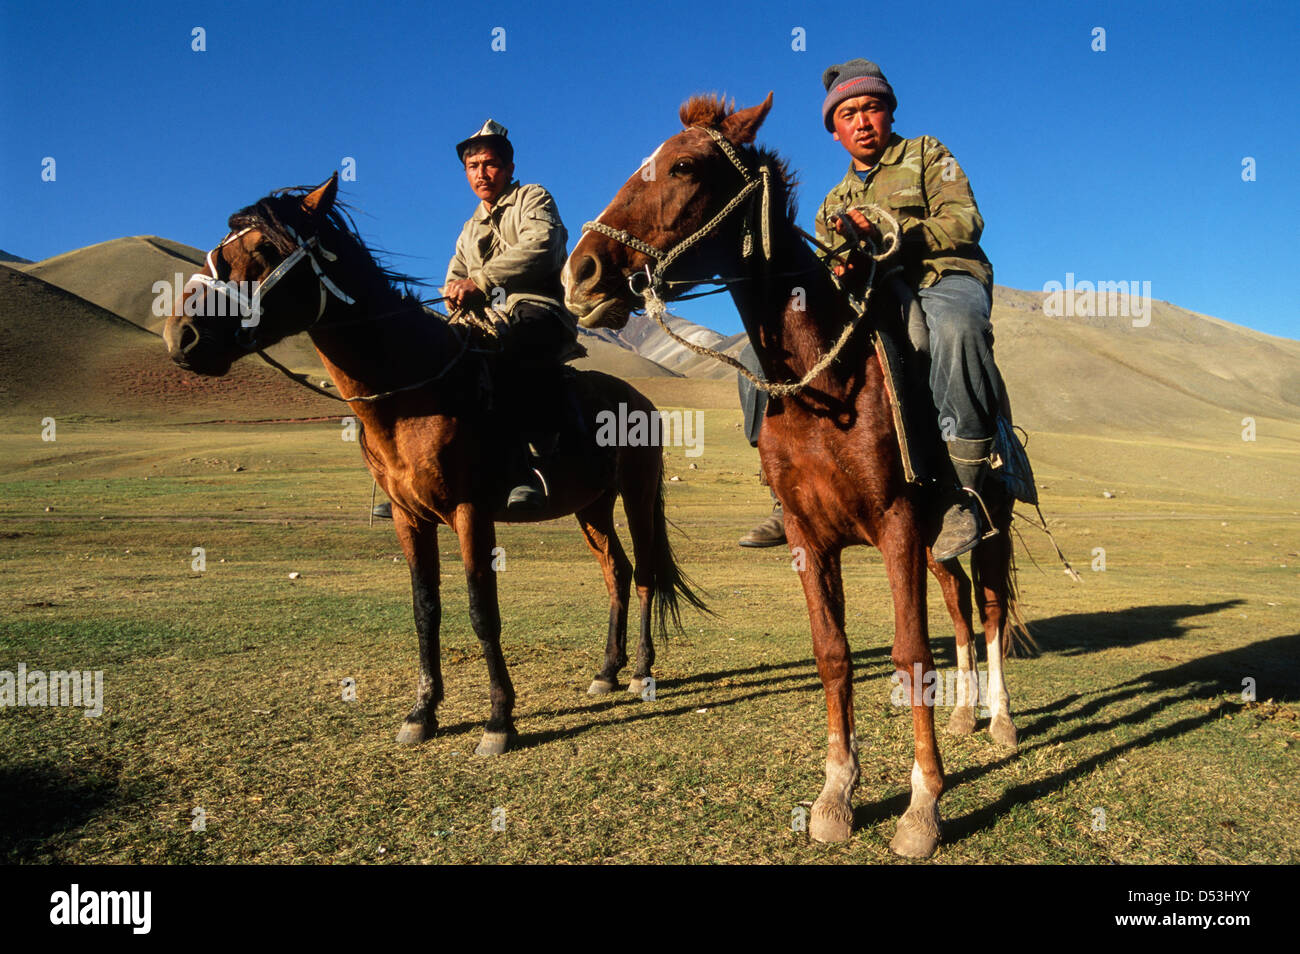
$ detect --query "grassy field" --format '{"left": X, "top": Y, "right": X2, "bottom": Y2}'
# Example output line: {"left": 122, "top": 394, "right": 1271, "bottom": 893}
{"left": 1, "top": 391, "right": 1298, "bottom": 864}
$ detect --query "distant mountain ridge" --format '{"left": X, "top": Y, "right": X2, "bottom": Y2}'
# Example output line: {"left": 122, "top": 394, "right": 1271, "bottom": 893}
{"left": 5, "top": 235, "right": 1299, "bottom": 441}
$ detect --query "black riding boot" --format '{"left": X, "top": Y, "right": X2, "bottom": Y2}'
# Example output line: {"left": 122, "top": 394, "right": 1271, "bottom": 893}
{"left": 506, "top": 433, "right": 557, "bottom": 513}
{"left": 932, "top": 436, "right": 995, "bottom": 562}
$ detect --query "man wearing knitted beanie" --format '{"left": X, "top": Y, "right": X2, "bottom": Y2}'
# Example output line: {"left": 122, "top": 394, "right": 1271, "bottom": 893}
{"left": 816, "top": 58, "right": 1004, "bottom": 562}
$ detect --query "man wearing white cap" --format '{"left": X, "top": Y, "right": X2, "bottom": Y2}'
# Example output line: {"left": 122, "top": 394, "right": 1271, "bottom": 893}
{"left": 445, "top": 119, "right": 582, "bottom": 512}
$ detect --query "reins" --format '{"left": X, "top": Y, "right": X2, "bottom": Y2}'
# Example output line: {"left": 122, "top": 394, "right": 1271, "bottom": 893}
{"left": 192, "top": 226, "right": 473, "bottom": 406}
{"left": 582, "top": 125, "right": 901, "bottom": 397}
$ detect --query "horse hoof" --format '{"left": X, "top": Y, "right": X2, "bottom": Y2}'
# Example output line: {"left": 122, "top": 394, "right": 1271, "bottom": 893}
{"left": 890, "top": 808, "right": 941, "bottom": 859}
{"left": 989, "top": 713, "right": 1018, "bottom": 749}
{"left": 396, "top": 721, "right": 432, "bottom": 745}
{"left": 587, "top": 679, "right": 617, "bottom": 695}
{"left": 474, "top": 731, "right": 515, "bottom": 756}
{"left": 809, "top": 800, "right": 854, "bottom": 843}
{"left": 946, "top": 706, "right": 977, "bottom": 736}
{"left": 628, "top": 677, "right": 653, "bottom": 697}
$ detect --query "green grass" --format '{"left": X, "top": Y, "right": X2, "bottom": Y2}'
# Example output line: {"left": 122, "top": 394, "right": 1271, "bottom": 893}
{"left": 1, "top": 413, "right": 1298, "bottom": 863}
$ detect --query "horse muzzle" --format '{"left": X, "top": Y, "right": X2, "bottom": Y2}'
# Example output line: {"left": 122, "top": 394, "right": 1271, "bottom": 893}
{"left": 163, "top": 316, "right": 234, "bottom": 376}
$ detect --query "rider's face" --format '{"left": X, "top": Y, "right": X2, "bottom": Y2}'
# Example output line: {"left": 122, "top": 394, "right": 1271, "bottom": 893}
{"left": 464, "top": 147, "right": 514, "bottom": 206}
{"left": 831, "top": 95, "right": 893, "bottom": 170}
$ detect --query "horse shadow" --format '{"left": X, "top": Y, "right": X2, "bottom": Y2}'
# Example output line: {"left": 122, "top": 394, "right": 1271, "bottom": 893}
{"left": 852, "top": 629, "right": 1300, "bottom": 838}
{"left": 0, "top": 761, "right": 124, "bottom": 862}
{"left": 1019, "top": 598, "right": 1247, "bottom": 658}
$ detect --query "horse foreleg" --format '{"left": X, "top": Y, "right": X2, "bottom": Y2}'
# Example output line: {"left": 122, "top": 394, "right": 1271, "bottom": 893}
{"left": 881, "top": 503, "right": 944, "bottom": 858}
{"left": 790, "top": 525, "right": 857, "bottom": 844}
{"left": 454, "top": 505, "right": 516, "bottom": 755}
{"left": 576, "top": 496, "right": 632, "bottom": 694}
{"left": 394, "top": 516, "right": 443, "bottom": 744}
{"left": 928, "top": 553, "right": 978, "bottom": 736}
{"left": 974, "top": 530, "right": 1017, "bottom": 749}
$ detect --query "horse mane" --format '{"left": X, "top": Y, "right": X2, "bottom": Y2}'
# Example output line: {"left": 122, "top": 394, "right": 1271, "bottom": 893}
{"left": 677, "top": 94, "right": 800, "bottom": 223}
{"left": 228, "top": 187, "right": 427, "bottom": 299}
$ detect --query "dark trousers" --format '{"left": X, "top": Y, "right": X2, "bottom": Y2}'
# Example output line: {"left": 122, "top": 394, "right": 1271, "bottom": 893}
{"left": 917, "top": 274, "right": 1004, "bottom": 442}
{"left": 496, "top": 302, "right": 576, "bottom": 437}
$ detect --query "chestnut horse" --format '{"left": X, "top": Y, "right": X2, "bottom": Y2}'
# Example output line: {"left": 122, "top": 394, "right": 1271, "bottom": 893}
{"left": 564, "top": 94, "right": 1019, "bottom": 856}
{"left": 163, "top": 174, "right": 707, "bottom": 755}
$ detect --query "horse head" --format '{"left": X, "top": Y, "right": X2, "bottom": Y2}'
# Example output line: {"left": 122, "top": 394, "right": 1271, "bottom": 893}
{"left": 163, "top": 173, "right": 360, "bottom": 375}
{"left": 563, "top": 93, "right": 775, "bottom": 330}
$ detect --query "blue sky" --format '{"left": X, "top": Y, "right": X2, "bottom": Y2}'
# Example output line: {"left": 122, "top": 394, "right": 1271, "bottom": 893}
{"left": 2, "top": 0, "right": 1297, "bottom": 339}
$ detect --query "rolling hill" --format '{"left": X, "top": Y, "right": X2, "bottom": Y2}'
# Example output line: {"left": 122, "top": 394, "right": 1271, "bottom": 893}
{"left": 0, "top": 264, "right": 340, "bottom": 422}
{"left": 6, "top": 234, "right": 1299, "bottom": 444}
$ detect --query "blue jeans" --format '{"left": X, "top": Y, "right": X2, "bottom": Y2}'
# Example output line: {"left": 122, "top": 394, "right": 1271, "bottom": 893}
{"left": 918, "top": 273, "right": 1003, "bottom": 442}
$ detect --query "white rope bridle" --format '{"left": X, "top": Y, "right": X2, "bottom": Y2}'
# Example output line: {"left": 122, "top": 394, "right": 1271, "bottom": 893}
{"left": 185, "top": 223, "right": 356, "bottom": 342}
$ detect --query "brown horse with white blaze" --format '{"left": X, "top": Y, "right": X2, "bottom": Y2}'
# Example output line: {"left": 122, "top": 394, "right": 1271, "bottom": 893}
{"left": 163, "top": 174, "right": 707, "bottom": 756}
{"left": 564, "top": 94, "right": 1020, "bottom": 856}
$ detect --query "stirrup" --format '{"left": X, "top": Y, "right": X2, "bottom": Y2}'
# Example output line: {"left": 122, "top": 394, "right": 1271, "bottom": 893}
{"left": 506, "top": 467, "right": 549, "bottom": 512}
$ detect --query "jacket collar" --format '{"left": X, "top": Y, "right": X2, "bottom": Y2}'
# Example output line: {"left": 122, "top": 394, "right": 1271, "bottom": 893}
{"left": 473, "top": 179, "right": 522, "bottom": 221}
{"left": 838, "top": 133, "right": 907, "bottom": 190}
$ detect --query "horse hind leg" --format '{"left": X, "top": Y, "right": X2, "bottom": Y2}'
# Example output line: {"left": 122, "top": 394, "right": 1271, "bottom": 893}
{"left": 620, "top": 445, "right": 660, "bottom": 699}
{"left": 576, "top": 494, "right": 632, "bottom": 694}
{"left": 928, "top": 552, "right": 978, "bottom": 736}
{"left": 974, "top": 530, "right": 1017, "bottom": 749}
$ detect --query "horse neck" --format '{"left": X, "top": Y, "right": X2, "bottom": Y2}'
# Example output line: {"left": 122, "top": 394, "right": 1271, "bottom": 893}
{"left": 728, "top": 223, "right": 856, "bottom": 393}
{"left": 307, "top": 274, "right": 459, "bottom": 416}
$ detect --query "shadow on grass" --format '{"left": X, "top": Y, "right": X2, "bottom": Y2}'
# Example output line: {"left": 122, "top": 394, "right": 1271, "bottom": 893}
{"left": 1024, "top": 599, "right": 1246, "bottom": 657}
{"left": 858, "top": 631, "right": 1300, "bottom": 843}
{"left": 0, "top": 762, "right": 123, "bottom": 862}
{"left": 509, "top": 646, "right": 895, "bottom": 749}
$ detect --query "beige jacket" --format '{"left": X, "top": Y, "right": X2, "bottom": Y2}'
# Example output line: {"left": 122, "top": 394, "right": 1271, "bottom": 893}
{"left": 445, "top": 180, "right": 577, "bottom": 334}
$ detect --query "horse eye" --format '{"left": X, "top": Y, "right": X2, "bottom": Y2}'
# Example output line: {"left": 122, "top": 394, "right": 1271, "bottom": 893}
{"left": 669, "top": 159, "right": 693, "bottom": 177}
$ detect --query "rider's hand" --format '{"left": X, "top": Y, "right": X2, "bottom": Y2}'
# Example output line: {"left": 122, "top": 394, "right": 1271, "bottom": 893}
{"left": 830, "top": 209, "right": 878, "bottom": 282}
{"left": 444, "top": 277, "right": 485, "bottom": 310}
{"left": 833, "top": 208, "right": 880, "bottom": 245}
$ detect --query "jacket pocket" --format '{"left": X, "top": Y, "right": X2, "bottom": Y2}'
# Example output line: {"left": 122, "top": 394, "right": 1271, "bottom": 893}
{"left": 883, "top": 186, "right": 925, "bottom": 215}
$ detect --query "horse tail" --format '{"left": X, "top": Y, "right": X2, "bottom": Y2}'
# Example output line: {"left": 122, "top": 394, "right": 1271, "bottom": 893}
{"left": 649, "top": 465, "right": 713, "bottom": 638}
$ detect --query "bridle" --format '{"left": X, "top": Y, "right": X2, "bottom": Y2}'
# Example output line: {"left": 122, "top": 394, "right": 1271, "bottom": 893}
{"left": 579, "top": 125, "right": 904, "bottom": 400}
{"left": 581, "top": 126, "right": 774, "bottom": 300}
{"left": 185, "top": 216, "right": 472, "bottom": 407}
{"left": 185, "top": 222, "right": 357, "bottom": 349}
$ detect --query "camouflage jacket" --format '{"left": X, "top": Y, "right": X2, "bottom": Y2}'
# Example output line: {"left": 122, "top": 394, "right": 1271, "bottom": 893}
{"left": 446, "top": 180, "right": 577, "bottom": 334}
{"left": 815, "top": 133, "right": 992, "bottom": 292}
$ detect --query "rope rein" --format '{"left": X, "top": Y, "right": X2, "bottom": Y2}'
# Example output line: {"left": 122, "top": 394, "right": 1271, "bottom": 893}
{"left": 637, "top": 204, "right": 901, "bottom": 398}
{"left": 582, "top": 124, "right": 903, "bottom": 398}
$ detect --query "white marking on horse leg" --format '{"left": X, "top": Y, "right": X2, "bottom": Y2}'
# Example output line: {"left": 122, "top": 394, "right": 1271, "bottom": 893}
{"left": 985, "top": 625, "right": 1018, "bottom": 747}
{"left": 986, "top": 628, "right": 1009, "bottom": 721}
{"left": 810, "top": 732, "right": 858, "bottom": 843}
{"left": 947, "top": 637, "right": 979, "bottom": 735}
{"left": 953, "top": 639, "right": 977, "bottom": 710}
{"left": 908, "top": 759, "right": 938, "bottom": 811}
{"left": 890, "top": 759, "right": 942, "bottom": 857}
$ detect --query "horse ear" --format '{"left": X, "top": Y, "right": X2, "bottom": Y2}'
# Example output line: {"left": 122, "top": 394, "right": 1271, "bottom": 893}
{"left": 301, "top": 172, "right": 339, "bottom": 216}
{"left": 720, "top": 92, "right": 774, "bottom": 144}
